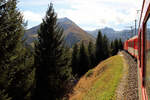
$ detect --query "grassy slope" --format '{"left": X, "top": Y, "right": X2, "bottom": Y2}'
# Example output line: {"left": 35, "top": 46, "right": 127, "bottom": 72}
{"left": 69, "top": 55, "right": 124, "bottom": 100}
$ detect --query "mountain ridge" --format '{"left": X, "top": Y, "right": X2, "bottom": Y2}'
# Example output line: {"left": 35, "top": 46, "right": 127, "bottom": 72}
{"left": 86, "top": 27, "right": 136, "bottom": 41}
{"left": 24, "top": 17, "right": 95, "bottom": 48}
{"left": 24, "top": 17, "right": 135, "bottom": 48}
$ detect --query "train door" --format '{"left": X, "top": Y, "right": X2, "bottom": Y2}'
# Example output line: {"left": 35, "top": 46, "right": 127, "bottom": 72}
{"left": 144, "top": 16, "right": 150, "bottom": 98}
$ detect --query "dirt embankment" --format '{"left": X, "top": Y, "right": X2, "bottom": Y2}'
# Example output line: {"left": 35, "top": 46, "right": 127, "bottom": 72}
{"left": 69, "top": 54, "right": 124, "bottom": 100}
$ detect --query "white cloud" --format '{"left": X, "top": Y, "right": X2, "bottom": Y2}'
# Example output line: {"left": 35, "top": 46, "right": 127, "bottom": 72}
{"left": 19, "top": 0, "right": 50, "bottom": 6}
{"left": 23, "top": 11, "right": 43, "bottom": 22}
{"left": 19, "top": 0, "right": 143, "bottom": 30}
{"left": 54, "top": 0, "right": 143, "bottom": 30}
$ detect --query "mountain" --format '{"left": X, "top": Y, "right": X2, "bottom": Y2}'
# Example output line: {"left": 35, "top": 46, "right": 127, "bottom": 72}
{"left": 87, "top": 27, "right": 136, "bottom": 41}
{"left": 24, "top": 17, "right": 95, "bottom": 47}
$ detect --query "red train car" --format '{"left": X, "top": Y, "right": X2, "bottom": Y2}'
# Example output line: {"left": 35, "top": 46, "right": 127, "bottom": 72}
{"left": 124, "top": 36, "right": 138, "bottom": 58}
{"left": 138, "top": 0, "right": 150, "bottom": 99}
{"left": 124, "top": 40, "right": 128, "bottom": 51}
{"left": 124, "top": 0, "right": 150, "bottom": 99}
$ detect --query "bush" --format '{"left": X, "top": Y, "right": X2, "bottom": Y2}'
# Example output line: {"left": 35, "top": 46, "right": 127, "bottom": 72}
{"left": 85, "top": 69, "right": 93, "bottom": 78}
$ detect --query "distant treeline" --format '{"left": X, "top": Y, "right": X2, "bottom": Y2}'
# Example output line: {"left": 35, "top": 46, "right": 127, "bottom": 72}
{"left": 0, "top": 0, "right": 123, "bottom": 100}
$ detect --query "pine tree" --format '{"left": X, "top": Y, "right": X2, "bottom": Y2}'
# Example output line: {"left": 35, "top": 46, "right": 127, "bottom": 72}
{"left": 102, "top": 35, "right": 110, "bottom": 60}
{"left": 61, "top": 47, "right": 72, "bottom": 81}
{"left": 0, "top": 90, "right": 11, "bottom": 100}
{"left": 8, "top": 47, "right": 34, "bottom": 100}
{"left": 0, "top": 0, "right": 33, "bottom": 100}
{"left": 34, "top": 3, "right": 70, "bottom": 100}
{"left": 71, "top": 44, "right": 79, "bottom": 76}
{"left": 110, "top": 40, "right": 115, "bottom": 56}
{"left": 60, "top": 47, "right": 73, "bottom": 96}
{"left": 110, "top": 39, "right": 122, "bottom": 56}
{"left": 114, "top": 39, "right": 119, "bottom": 55}
{"left": 95, "top": 30, "right": 103, "bottom": 65}
{"left": 78, "top": 42, "right": 90, "bottom": 76}
{"left": 88, "top": 41, "right": 96, "bottom": 68}
{"left": 118, "top": 38, "right": 123, "bottom": 50}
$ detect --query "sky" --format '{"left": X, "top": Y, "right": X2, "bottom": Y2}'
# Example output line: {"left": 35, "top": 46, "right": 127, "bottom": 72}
{"left": 18, "top": 0, "right": 143, "bottom": 31}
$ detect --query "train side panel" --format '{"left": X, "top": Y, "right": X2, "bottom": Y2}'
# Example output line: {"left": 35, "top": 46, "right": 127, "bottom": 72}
{"left": 124, "top": 41, "right": 128, "bottom": 51}
{"left": 126, "top": 36, "right": 138, "bottom": 58}
{"left": 138, "top": 0, "right": 150, "bottom": 99}
{"left": 134, "top": 37, "right": 138, "bottom": 58}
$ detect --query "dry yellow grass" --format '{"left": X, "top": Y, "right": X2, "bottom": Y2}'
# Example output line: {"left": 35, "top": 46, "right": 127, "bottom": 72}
{"left": 69, "top": 55, "right": 124, "bottom": 100}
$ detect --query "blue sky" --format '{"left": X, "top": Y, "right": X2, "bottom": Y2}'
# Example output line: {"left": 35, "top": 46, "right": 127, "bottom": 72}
{"left": 18, "top": 0, "right": 143, "bottom": 31}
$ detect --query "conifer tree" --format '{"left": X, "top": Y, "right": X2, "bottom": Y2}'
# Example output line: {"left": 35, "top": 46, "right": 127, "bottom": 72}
{"left": 110, "top": 40, "right": 115, "bottom": 56}
{"left": 34, "top": 3, "right": 70, "bottom": 100}
{"left": 0, "top": 0, "right": 33, "bottom": 100}
{"left": 102, "top": 35, "right": 110, "bottom": 60}
{"left": 0, "top": 90, "right": 11, "bottom": 100}
{"left": 110, "top": 39, "right": 120, "bottom": 55}
{"left": 78, "top": 42, "right": 90, "bottom": 76}
{"left": 110, "top": 39, "right": 123, "bottom": 56}
{"left": 88, "top": 41, "right": 96, "bottom": 68}
{"left": 58, "top": 47, "right": 73, "bottom": 96}
{"left": 95, "top": 30, "right": 103, "bottom": 65}
{"left": 71, "top": 44, "right": 79, "bottom": 76}
{"left": 114, "top": 39, "right": 119, "bottom": 54}
{"left": 118, "top": 38, "right": 123, "bottom": 50}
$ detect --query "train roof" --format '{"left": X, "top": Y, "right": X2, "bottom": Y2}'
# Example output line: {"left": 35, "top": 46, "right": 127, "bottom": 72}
{"left": 128, "top": 35, "right": 138, "bottom": 41}
{"left": 139, "top": 0, "right": 150, "bottom": 28}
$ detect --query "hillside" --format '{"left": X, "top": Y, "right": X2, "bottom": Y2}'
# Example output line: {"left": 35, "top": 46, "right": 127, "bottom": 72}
{"left": 69, "top": 54, "right": 124, "bottom": 100}
{"left": 24, "top": 17, "right": 95, "bottom": 47}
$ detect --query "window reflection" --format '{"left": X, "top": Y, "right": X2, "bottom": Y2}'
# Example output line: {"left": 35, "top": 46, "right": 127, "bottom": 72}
{"left": 145, "top": 17, "right": 150, "bottom": 98}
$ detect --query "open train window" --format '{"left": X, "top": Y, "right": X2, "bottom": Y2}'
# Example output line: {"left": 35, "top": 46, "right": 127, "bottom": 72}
{"left": 144, "top": 15, "right": 150, "bottom": 98}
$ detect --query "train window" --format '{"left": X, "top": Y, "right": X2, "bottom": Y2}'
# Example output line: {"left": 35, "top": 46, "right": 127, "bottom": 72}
{"left": 139, "top": 32, "right": 141, "bottom": 67}
{"left": 145, "top": 16, "right": 150, "bottom": 98}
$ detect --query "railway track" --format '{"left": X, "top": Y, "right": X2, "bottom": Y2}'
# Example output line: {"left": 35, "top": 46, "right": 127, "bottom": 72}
{"left": 116, "top": 51, "right": 138, "bottom": 100}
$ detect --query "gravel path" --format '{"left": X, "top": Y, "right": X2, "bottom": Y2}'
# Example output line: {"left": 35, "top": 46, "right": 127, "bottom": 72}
{"left": 116, "top": 51, "right": 139, "bottom": 100}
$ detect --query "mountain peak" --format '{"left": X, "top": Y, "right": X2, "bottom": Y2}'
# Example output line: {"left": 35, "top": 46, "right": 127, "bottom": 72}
{"left": 57, "top": 17, "right": 78, "bottom": 30}
{"left": 58, "top": 17, "right": 73, "bottom": 24}
{"left": 63, "top": 17, "right": 70, "bottom": 20}
{"left": 102, "top": 27, "right": 114, "bottom": 32}
{"left": 25, "top": 17, "right": 95, "bottom": 48}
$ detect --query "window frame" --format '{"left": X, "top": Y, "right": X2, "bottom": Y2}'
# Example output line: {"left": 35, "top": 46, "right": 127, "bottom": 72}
{"left": 143, "top": 14, "right": 150, "bottom": 98}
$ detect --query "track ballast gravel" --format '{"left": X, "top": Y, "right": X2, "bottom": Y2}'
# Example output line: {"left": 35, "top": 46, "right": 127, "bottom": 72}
{"left": 116, "top": 51, "right": 139, "bottom": 100}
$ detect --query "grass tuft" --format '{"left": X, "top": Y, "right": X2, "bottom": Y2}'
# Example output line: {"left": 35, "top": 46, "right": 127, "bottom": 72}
{"left": 85, "top": 69, "right": 93, "bottom": 78}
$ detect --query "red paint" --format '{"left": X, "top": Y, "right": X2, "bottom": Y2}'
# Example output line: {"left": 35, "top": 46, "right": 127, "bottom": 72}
{"left": 124, "top": 36, "right": 138, "bottom": 58}
{"left": 123, "top": 0, "right": 150, "bottom": 99}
